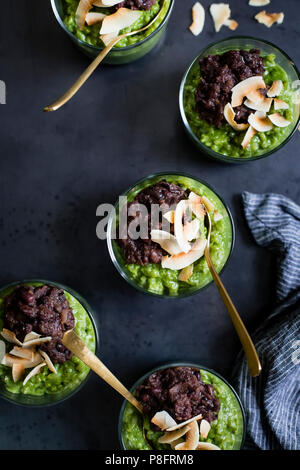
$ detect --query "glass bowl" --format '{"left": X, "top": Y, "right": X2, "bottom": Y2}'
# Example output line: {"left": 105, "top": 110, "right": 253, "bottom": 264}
{"left": 179, "top": 36, "right": 300, "bottom": 163}
{"left": 107, "top": 172, "right": 235, "bottom": 299}
{"left": 51, "top": 0, "right": 175, "bottom": 64}
{"left": 118, "top": 362, "right": 246, "bottom": 450}
{"left": 0, "top": 279, "right": 99, "bottom": 407}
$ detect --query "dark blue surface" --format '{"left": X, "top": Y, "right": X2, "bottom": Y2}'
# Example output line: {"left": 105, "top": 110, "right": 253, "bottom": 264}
{"left": 0, "top": 0, "right": 299, "bottom": 449}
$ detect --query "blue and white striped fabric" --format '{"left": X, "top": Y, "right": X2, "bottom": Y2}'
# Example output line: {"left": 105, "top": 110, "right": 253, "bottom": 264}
{"left": 233, "top": 192, "right": 300, "bottom": 450}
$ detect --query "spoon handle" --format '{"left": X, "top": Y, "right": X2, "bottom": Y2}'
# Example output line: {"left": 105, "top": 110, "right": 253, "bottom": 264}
{"left": 43, "top": 36, "right": 122, "bottom": 112}
{"left": 205, "top": 250, "right": 262, "bottom": 377}
{"left": 62, "top": 329, "right": 143, "bottom": 412}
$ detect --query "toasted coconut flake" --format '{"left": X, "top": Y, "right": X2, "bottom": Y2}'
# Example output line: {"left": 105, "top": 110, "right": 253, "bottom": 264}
{"left": 201, "top": 196, "right": 215, "bottom": 212}
{"left": 274, "top": 98, "right": 289, "bottom": 111}
{"left": 86, "top": 12, "right": 106, "bottom": 25}
{"left": 196, "top": 442, "right": 221, "bottom": 450}
{"left": 209, "top": 3, "right": 231, "bottom": 32}
{"left": 178, "top": 264, "right": 194, "bottom": 282}
{"left": 23, "top": 331, "right": 41, "bottom": 343}
{"left": 100, "top": 8, "right": 141, "bottom": 35}
{"left": 12, "top": 363, "right": 25, "bottom": 383}
{"left": 158, "top": 425, "right": 190, "bottom": 444}
{"left": 174, "top": 200, "right": 192, "bottom": 253}
{"left": 248, "top": 111, "right": 273, "bottom": 132}
{"left": 241, "top": 125, "right": 257, "bottom": 149}
{"left": 255, "top": 11, "right": 284, "bottom": 28}
{"left": 23, "top": 362, "right": 46, "bottom": 386}
{"left": 2, "top": 352, "right": 43, "bottom": 369}
{"left": 150, "top": 230, "right": 181, "bottom": 256}
{"left": 151, "top": 411, "right": 177, "bottom": 431}
{"left": 10, "top": 346, "right": 34, "bottom": 361}
{"left": 76, "top": 0, "right": 93, "bottom": 30}
{"left": 189, "top": 2, "right": 205, "bottom": 36}
{"left": 199, "top": 419, "right": 211, "bottom": 439}
{"left": 188, "top": 192, "right": 206, "bottom": 219}
{"left": 183, "top": 218, "right": 200, "bottom": 241}
{"left": 100, "top": 32, "right": 119, "bottom": 46}
{"left": 162, "top": 239, "right": 206, "bottom": 271}
{"left": 163, "top": 210, "right": 175, "bottom": 224}
{"left": 93, "top": 0, "right": 123, "bottom": 5}
{"left": 166, "top": 413, "right": 202, "bottom": 432}
{"left": 214, "top": 210, "right": 223, "bottom": 222}
{"left": 244, "top": 97, "right": 273, "bottom": 113}
{"left": 268, "top": 113, "right": 291, "bottom": 127}
{"left": 39, "top": 350, "right": 57, "bottom": 374}
{"left": 231, "top": 76, "right": 266, "bottom": 107}
{"left": 224, "top": 19, "right": 238, "bottom": 30}
{"left": 267, "top": 80, "right": 284, "bottom": 97}
{"left": 1, "top": 329, "right": 23, "bottom": 346}
{"left": 224, "top": 103, "right": 250, "bottom": 131}
{"left": 0, "top": 340, "right": 5, "bottom": 363}
{"left": 175, "top": 421, "right": 199, "bottom": 450}
{"left": 249, "top": 0, "right": 270, "bottom": 6}
{"left": 23, "top": 336, "right": 52, "bottom": 348}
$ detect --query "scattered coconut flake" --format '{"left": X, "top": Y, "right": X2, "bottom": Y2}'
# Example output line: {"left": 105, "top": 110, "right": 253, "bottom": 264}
{"left": 10, "top": 346, "right": 34, "bottom": 361}
{"left": 150, "top": 230, "right": 182, "bottom": 256}
{"left": 22, "top": 336, "right": 52, "bottom": 348}
{"left": 0, "top": 340, "right": 5, "bottom": 363}
{"left": 189, "top": 2, "right": 205, "bottom": 36}
{"left": 2, "top": 352, "right": 43, "bottom": 369}
{"left": 163, "top": 210, "right": 175, "bottom": 224}
{"left": 151, "top": 411, "right": 177, "bottom": 430}
{"left": 100, "top": 8, "right": 141, "bottom": 35}
{"left": 214, "top": 210, "right": 223, "bottom": 222}
{"left": 224, "top": 103, "right": 250, "bottom": 131}
{"left": 248, "top": 111, "right": 273, "bottom": 132}
{"left": 267, "top": 80, "right": 283, "bottom": 97}
{"left": 188, "top": 192, "right": 206, "bottom": 219}
{"left": 1, "top": 329, "right": 23, "bottom": 346}
{"left": 209, "top": 3, "right": 231, "bottom": 32}
{"left": 23, "top": 332, "right": 41, "bottom": 343}
{"left": 174, "top": 200, "right": 192, "bottom": 254}
{"left": 255, "top": 11, "right": 284, "bottom": 28}
{"left": 274, "top": 98, "right": 289, "bottom": 111}
{"left": 241, "top": 125, "right": 257, "bottom": 149}
{"left": 183, "top": 218, "right": 200, "bottom": 242}
{"left": 158, "top": 425, "right": 190, "bottom": 444}
{"left": 162, "top": 239, "right": 207, "bottom": 271}
{"left": 231, "top": 76, "right": 266, "bottom": 107}
{"left": 39, "top": 350, "right": 57, "bottom": 374}
{"left": 249, "top": 0, "right": 270, "bottom": 6}
{"left": 76, "top": 0, "right": 93, "bottom": 30}
{"left": 196, "top": 442, "right": 221, "bottom": 450}
{"left": 268, "top": 113, "right": 291, "bottom": 127}
{"left": 23, "top": 362, "right": 46, "bottom": 386}
{"left": 178, "top": 265, "right": 194, "bottom": 282}
{"left": 12, "top": 363, "right": 25, "bottom": 383}
{"left": 244, "top": 97, "right": 273, "bottom": 113}
{"left": 174, "top": 421, "right": 199, "bottom": 450}
{"left": 199, "top": 419, "right": 211, "bottom": 439}
{"left": 224, "top": 19, "right": 238, "bottom": 30}
{"left": 100, "top": 32, "right": 119, "bottom": 46}
{"left": 166, "top": 413, "right": 203, "bottom": 432}
{"left": 86, "top": 12, "right": 106, "bottom": 26}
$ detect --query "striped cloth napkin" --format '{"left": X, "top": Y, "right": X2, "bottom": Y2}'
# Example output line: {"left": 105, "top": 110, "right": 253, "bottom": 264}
{"left": 233, "top": 192, "right": 300, "bottom": 450}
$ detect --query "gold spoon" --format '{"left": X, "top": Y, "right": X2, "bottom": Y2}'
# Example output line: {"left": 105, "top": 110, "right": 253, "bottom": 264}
{"left": 62, "top": 329, "right": 143, "bottom": 413}
{"left": 203, "top": 204, "right": 262, "bottom": 377}
{"left": 44, "top": 1, "right": 166, "bottom": 112}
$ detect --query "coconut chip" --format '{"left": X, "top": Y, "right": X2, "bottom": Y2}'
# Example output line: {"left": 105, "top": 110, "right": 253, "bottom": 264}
{"left": 248, "top": 111, "right": 273, "bottom": 132}
{"left": 224, "top": 19, "right": 238, "bottom": 30}
{"left": 86, "top": 12, "right": 106, "bottom": 26}
{"left": 93, "top": 0, "right": 122, "bottom": 6}
{"left": 174, "top": 200, "right": 192, "bottom": 253}
{"left": 178, "top": 264, "right": 194, "bottom": 282}
{"left": 210, "top": 3, "right": 231, "bottom": 32}
{"left": 76, "top": 0, "right": 94, "bottom": 30}
{"left": 199, "top": 419, "right": 211, "bottom": 439}
{"left": 244, "top": 97, "right": 273, "bottom": 113}
{"left": 150, "top": 230, "right": 181, "bottom": 256}
{"left": 249, "top": 0, "right": 270, "bottom": 6}
{"left": 224, "top": 103, "right": 250, "bottom": 131}
{"left": 100, "top": 32, "right": 119, "bottom": 47}
{"left": 10, "top": 346, "right": 34, "bottom": 361}
{"left": 23, "top": 362, "right": 46, "bottom": 386}
{"left": 196, "top": 442, "right": 221, "bottom": 450}
{"left": 183, "top": 218, "right": 200, "bottom": 242}
{"left": 267, "top": 80, "right": 283, "bottom": 98}
{"left": 151, "top": 411, "right": 177, "bottom": 430}
{"left": 274, "top": 98, "right": 289, "bottom": 111}
{"left": 23, "top": 331, "right": 41, "bottom": 343}
{"left": 158, "top": 425, "right": 190, "bottom": 444}
{"left": 241, "top": 125, "right": 257, "bottom": 149}
{"left": 39, "top": 350, "right": 57, "bottom": 374}
{"left": 188, "top": 192, "right": 206, "bottom": 219}
{"left": 1, "top": 328, "right": 23, "bottom": 346}
{"left": 166, "top": 413, "right": 202, "bottom": 432}
{"left": 174, "top": 421, "right": 199, "bottom": 450}
{"left": 12, "top": 363, "right": 25, "bottom": 383}
{"left": 255, "top": 11, "right": 284, "bottom": 28}
{"left": 22, "top": 336, "right": 52, "bottom": 348}
{"left": 189, "top": 2, "right": 205, "bottom": 36}
{"left": 268, "top": 113, "right": 291, "bottom": 127}
{"left": 100, "top": 8, "right": 141, "bottom": 35}
{"left": 162, "top": 239, "right": 207, "bottom": 271}
{"left": 231, "top": 76, "right": 266, "bottom": 107}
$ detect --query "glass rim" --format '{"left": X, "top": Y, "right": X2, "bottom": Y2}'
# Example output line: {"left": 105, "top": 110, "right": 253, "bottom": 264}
{"left": 50, "top": 0, "right": 175, "bottom": 53}
{"left": 118, "top": 361, "right": 246, "bottom": 450}
{"left": 107, "top": 171, "right": 235, "bottom": 299}
{"left": 179, "top": 35, "right": 300, "bottom": 164}
{"left": 0, "top": 278, "right": 99, "bottom": 408}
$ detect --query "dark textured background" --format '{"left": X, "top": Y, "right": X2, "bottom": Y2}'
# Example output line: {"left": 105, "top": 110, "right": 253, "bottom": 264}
{"left": 0, "top": 0, "right": 299, "bottom": 450}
